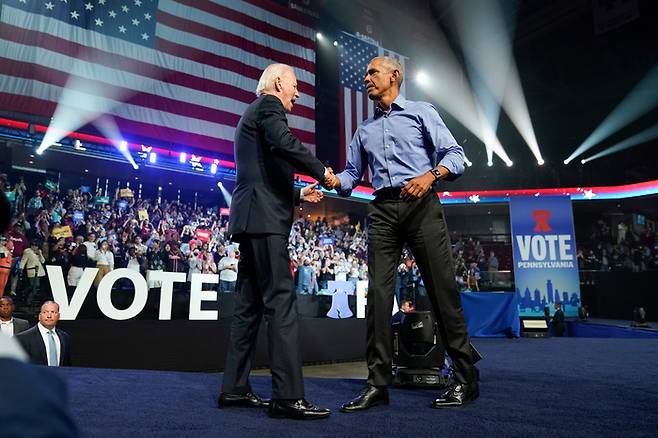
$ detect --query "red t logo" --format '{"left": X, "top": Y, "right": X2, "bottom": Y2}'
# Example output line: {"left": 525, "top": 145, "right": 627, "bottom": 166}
{"left": 532, "top": 210, "right": 552, "bottom": 232}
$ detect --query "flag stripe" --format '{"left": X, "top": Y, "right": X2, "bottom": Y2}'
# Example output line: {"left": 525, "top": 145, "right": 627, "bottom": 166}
{"left": 1, "top": 6, "right": 316, "bottom": 89}
{"left": 0, "top": 1, "right": 316, "bottom": 157}
{"left": 211, "top": 0, "right": 315, "bottom": 39}
{"left": 157, "top": 10, "right": 315, "bottom": 74}
{"left": 241, "top": 0, "right": 316, "bottom": 28}
{"left": 0, "top": 40, "right": 315, "bottom": 132}
{"left": 172, "top": 0, "right": 315, "bottom": 50}
{"left": 0, "top": 92, "right": 234, "bottom": 153}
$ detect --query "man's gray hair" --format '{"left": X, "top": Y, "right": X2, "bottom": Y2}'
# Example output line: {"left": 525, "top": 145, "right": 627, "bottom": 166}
{"left": 255, "top": 63, "right": 292, "bottom": 96}
{"left": 374, "top": 55, "right": 404, "bottom": 87}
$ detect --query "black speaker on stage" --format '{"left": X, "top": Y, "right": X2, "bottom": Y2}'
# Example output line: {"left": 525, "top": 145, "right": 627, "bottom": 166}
{"left": 392, "top": 311, "right": 448, "bottom": 388}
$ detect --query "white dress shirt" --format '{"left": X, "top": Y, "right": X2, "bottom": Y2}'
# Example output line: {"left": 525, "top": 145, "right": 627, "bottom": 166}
{"left": 0, "top": 318, "right": 15, "bottom": 337}
{"left": 37, "top": 322, "right": 61, "bottom": 366}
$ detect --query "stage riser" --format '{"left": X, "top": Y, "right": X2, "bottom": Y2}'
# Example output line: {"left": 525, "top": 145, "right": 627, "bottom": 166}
{"left": 58, "top": 318, "right": 366, "bottom": 371}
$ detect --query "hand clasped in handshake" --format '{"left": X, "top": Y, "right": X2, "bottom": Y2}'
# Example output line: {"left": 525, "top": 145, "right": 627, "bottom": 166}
{"left": 323, "top": 167, "right": 341, "bottom": 190}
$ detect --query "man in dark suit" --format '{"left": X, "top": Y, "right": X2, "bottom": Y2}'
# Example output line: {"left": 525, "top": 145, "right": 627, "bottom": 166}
{"left": 15, "top": 301, "right": 71, "bottom": 366}
{"left": 219, "top": 63, "right": 331, "bottom": 420}
{"left": 552, "top": 302, "right": 565, "bottom": 337}
{"left": 0, "top": 296, "right": 30, "bottom": 336}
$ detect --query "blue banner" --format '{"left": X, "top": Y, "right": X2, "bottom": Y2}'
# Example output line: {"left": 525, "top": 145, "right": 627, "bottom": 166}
{"left": 510, "top": 196, "right": 581, "bottom": 317}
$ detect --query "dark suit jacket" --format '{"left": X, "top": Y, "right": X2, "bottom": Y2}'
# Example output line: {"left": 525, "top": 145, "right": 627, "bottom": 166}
{"left": 15, "top": 325, "right": 72, "bottom": 366}
{"left": 229, "top": 94, "right": 325, "bottom": 237}
{"left": 0, "top": 358, "right": 79, "bottom": 437}
{"left": 12, "top": 317, "right": 30, "bottom": 335}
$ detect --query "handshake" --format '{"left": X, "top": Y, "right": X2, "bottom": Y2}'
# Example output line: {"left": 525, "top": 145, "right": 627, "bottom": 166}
{"left": 300, "top": 167, "right": 341, "bottom": 204}
{"left": 323, "top": 167, "right": 341, "bottom": 190}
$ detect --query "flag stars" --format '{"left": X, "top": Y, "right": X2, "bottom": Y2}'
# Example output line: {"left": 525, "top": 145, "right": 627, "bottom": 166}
{"left": 134, "top": 0, "right": 142, "bottom": 6}
{"left": 84, "top": 2, "right": 93, "bottom": 10}
{"left": 19, "top": 0, "right": 27, "bottom": 4}
{"left": 108, "top": 10, "right": 116, "bottom": 18}
{"left": 144, "top": 12, "right": 151, "bottom": 20}
{"left": 94, "top": 18, "right": 103, "bottom": 26}
{"left": 121, "top": 5, "right": 129, "bottom": 13}
{"left": 45, "top": 1, "right": 54, "bottom": 10}
{"left": 132, "top": 18, "right": 140, "bottom": 26}
{"left": 118, "top": 25, "right": 127, "bottom": 33}
{"left": 141, "top": 33, "right": 149, "bottom": 40}
{"left": 70, "top": 10, "right": 79, "bottom": 19}
{"left": 98, "top": 0, "right": 106, "bottom": 4}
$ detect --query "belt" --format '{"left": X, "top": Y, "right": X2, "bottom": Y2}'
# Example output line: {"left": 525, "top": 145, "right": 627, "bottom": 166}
{"left": 373, "top": 187, "right": 403, "bottom": 200}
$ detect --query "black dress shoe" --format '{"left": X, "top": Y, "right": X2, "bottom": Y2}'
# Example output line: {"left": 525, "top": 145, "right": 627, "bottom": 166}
{"left": 340, "top": 385, "right": 389, "bottom": 413}
{"left": 431, "top": 382, "right": 479, "bottom": 408}
{"left": 268, "top": 399, "right": 331, "bottom": 420}
{"left": 218, "top": 392, "right": 270, "bottom": 408}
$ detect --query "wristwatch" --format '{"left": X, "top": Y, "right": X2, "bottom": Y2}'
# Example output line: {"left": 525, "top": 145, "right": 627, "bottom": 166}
{"left": 430, "top": 168, "right": 442, "bottom": 181}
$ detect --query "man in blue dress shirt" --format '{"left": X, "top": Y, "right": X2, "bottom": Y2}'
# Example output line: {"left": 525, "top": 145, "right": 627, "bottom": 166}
{"left": 325, "top": 56, "right": 479, "bottom": 410}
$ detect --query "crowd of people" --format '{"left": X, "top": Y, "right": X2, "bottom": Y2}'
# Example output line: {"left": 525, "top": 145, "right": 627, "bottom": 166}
{"left": 1, "top": 173, "right": 657, "bottom": 308}
{"left": 578, "top": 218, "right": 658, "bottom": 272}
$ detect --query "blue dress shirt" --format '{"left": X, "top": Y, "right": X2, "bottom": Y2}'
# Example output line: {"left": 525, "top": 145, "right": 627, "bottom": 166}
{"left": 336, "top": 95, "right": 465, "bottom": 195}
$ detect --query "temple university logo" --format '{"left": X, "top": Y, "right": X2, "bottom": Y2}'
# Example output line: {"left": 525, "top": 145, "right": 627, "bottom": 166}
{"left": 531, "top": 210, "right": 553, "bottom": 233}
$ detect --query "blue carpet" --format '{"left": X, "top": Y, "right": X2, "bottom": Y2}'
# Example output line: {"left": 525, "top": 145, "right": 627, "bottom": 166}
{"left": 55, "top": 338, "right": 658, "bottom": 437}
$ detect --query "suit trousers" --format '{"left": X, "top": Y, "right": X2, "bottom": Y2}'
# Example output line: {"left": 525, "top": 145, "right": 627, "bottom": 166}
{"left": 221, "top": 233, "right": 304, "bottom": 399}
{"left": 366, "top": 191, "right": 478, "bottom": 386}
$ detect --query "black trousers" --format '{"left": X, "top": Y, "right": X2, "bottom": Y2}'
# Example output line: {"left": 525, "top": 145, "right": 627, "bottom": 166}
{"left": 366, "top": 191, "right": 478, "bottom": 385}
{"left": 221, "top": 233, "right": 304, "bottom": 399}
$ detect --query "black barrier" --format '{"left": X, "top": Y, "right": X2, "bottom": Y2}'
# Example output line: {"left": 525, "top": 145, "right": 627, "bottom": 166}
{"left": 57, "top": 318, "right": 366, "bottom": 371}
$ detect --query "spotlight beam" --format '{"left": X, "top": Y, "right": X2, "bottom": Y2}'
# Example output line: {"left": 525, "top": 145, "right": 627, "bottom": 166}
{"left": 451, "top": 0, "right": 543, "bottom": 163}
{"left": 414, "top": 27, "right": 513, "bottom": 165}
{"left": 92, "top": 115, "right": 139, "bottom": 169}
{"left": 581, "top": 123, "right": 658, "bottom": 164}
{"left": 565, "top": 63, "right": 658, "bottom": 163}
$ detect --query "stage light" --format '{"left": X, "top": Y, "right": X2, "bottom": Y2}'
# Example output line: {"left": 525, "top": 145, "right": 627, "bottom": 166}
{"left": 316, "top": 32, "right": 323, "bottom": 40}
{"left": 149, "top": 152, "right": 156, "bottom": 163}
{"left": 74, "top": 139, "right": 85, "bottom": 151}
{"left": 92, "top": 115, "right": 138, "bottom": 169}
{"left": 464, "top": 156, "right": 473, "bottom": 167}
{"left": 565, "top": 63, "right": 658, "bottom": 164}
{"left": 538, "top": 159, "right": 544, "bottom": 165}
{"left": 451, "top": 0, "right": 543, "bottom": 165}
{"left": 333, "top": 40, "right": 338, "bottom": 46}
{"left": 210, "top": 162, "right": 217, "bottom": 174}
{"left": 563, "top": 159, "right": 569, "bottom": 165}
{"left": 579, "top": 123, "right": 658, "bottom": 164}
{"left": 179, "top": 152, "right": 186, "bottom": 163}
{"left": 487, "top": 161, "right": 493, "bottom": 167}
{"left": 506, "top": 161, "right": 513, "bottom": 167}
{"left": 581, "top": 159, "right": 586, "bottom": 164}
{"left": 416, "top": 71, "right": 429, "bottom": 87}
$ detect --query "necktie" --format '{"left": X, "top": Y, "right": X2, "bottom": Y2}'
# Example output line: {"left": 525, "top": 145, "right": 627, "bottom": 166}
{"left": 47, "top": 330, "right": 58, "bottom": 366}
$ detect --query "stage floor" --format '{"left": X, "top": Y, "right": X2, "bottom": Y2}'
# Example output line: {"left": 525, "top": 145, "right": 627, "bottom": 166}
{"left": 54, "top": 337, "right": 658, "bottom": 437}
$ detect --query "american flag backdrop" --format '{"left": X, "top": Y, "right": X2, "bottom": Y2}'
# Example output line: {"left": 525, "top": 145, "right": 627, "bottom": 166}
{"left": 0, "top": 0, "right": 317, "bottom": 156}
{"left": 337, "top": 31, "right": 408, "bottom": 180}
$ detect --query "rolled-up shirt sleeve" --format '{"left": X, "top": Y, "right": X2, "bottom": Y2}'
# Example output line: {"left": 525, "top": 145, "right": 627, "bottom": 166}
{"left": 420, "top": 103, "right": 465, "bottom": 180}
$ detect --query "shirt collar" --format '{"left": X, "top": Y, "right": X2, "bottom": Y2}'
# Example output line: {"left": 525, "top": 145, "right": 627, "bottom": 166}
{"left": 38, "top": 322, "right": 55, "bottom": 334}
{"left": 375, "top": 94, "right": 407, "bottom": 117}
{"left": 0, "top": 318, "right": 13, "bottom": 325}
